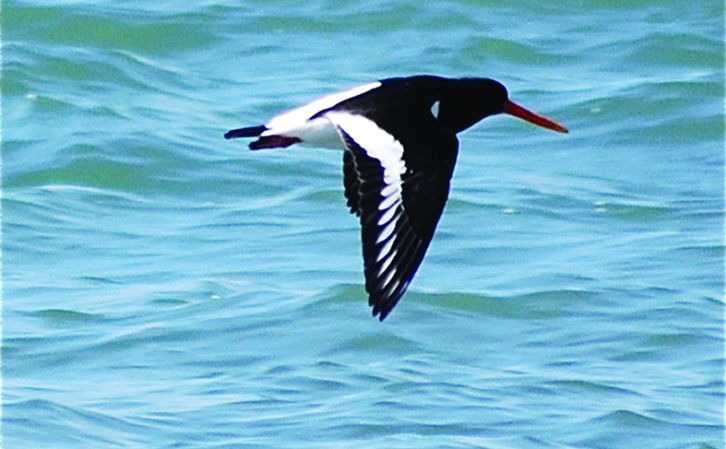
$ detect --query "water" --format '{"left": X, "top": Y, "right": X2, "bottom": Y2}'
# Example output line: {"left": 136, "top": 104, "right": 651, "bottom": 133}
{"left": 3, "top": 1, "right": 724, "bottom": 448}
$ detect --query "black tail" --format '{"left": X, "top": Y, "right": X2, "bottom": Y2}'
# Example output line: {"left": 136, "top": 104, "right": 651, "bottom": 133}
{"left": 224, "top": 125, "right": 266, "bottom": 139}
{"left": 225, "top": 125, "right": 302, "bottom": 150}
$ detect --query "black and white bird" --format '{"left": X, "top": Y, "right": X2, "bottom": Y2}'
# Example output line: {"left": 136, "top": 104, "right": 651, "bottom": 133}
{"left": 225, "top": 75, "right": 567, "bottom": 321}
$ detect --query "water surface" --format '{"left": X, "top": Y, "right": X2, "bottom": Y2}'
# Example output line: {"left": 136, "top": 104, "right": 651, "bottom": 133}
{"left": 3, "top": 1, "right": 724, "bottom": 448}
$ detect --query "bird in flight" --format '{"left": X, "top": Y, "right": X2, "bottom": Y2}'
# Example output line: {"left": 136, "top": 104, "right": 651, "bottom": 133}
{"left": 225, "top": 75, "right": 568, "bottom": 320}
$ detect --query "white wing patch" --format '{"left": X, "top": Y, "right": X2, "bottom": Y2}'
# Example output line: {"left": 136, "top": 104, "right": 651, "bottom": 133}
{"left": 325, "top": 111, "right": 406, "bottom": 188}
{"left": 325, "top": 111, "right": 408, "bottom": 273}
{"left": 430, "top": 100, "right": 440, "bottom": 118}
{"left": 262, "top": 82, "right": 381, "bottom": 149}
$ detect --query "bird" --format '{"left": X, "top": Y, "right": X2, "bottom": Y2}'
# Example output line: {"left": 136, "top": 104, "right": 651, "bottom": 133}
{"left": 225, "top": 75, "right": 567, "bottom": 321}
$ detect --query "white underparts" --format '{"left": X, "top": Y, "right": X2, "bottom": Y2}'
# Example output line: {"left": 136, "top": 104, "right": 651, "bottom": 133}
{"left": 261, "top": 81, "right": 381, "bottom": 150}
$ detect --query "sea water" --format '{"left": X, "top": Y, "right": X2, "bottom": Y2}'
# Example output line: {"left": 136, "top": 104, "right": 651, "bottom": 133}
{"left": 3, "top": 1, "right": 723, "bottom": 448}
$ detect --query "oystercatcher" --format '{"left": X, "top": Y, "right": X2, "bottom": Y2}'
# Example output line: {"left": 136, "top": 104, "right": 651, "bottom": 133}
{"left": 225, "top": 75, "right": 567, "bottom": 320}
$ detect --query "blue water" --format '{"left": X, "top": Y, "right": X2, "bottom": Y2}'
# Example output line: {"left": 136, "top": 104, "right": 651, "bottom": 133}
{"left": 3, "top": 1, "right": 724, "bottom": 448}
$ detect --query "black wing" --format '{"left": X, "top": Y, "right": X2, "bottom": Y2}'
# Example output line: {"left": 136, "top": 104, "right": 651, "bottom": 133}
{"left": 328, "top": 111, "right": 458, "bottom": 320}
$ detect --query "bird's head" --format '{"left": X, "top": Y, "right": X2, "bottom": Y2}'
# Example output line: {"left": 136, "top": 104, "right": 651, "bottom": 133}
{"left": 438, "top": 78, "right": 568, "bottom": 134}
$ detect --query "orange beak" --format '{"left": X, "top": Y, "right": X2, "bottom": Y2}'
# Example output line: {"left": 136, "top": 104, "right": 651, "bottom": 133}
{"left": 502, "top": 100, "right": 568, "bottom": 133}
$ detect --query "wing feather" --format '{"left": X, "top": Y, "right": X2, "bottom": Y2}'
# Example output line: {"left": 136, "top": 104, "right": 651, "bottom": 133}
{"left": 326, "top": 111, "right": 457, "bottom": 320}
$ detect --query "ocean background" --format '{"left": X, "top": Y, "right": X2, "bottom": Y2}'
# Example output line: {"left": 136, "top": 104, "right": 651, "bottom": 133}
{"left": 3, "top": 1, "right": 724, "bottom": 448}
